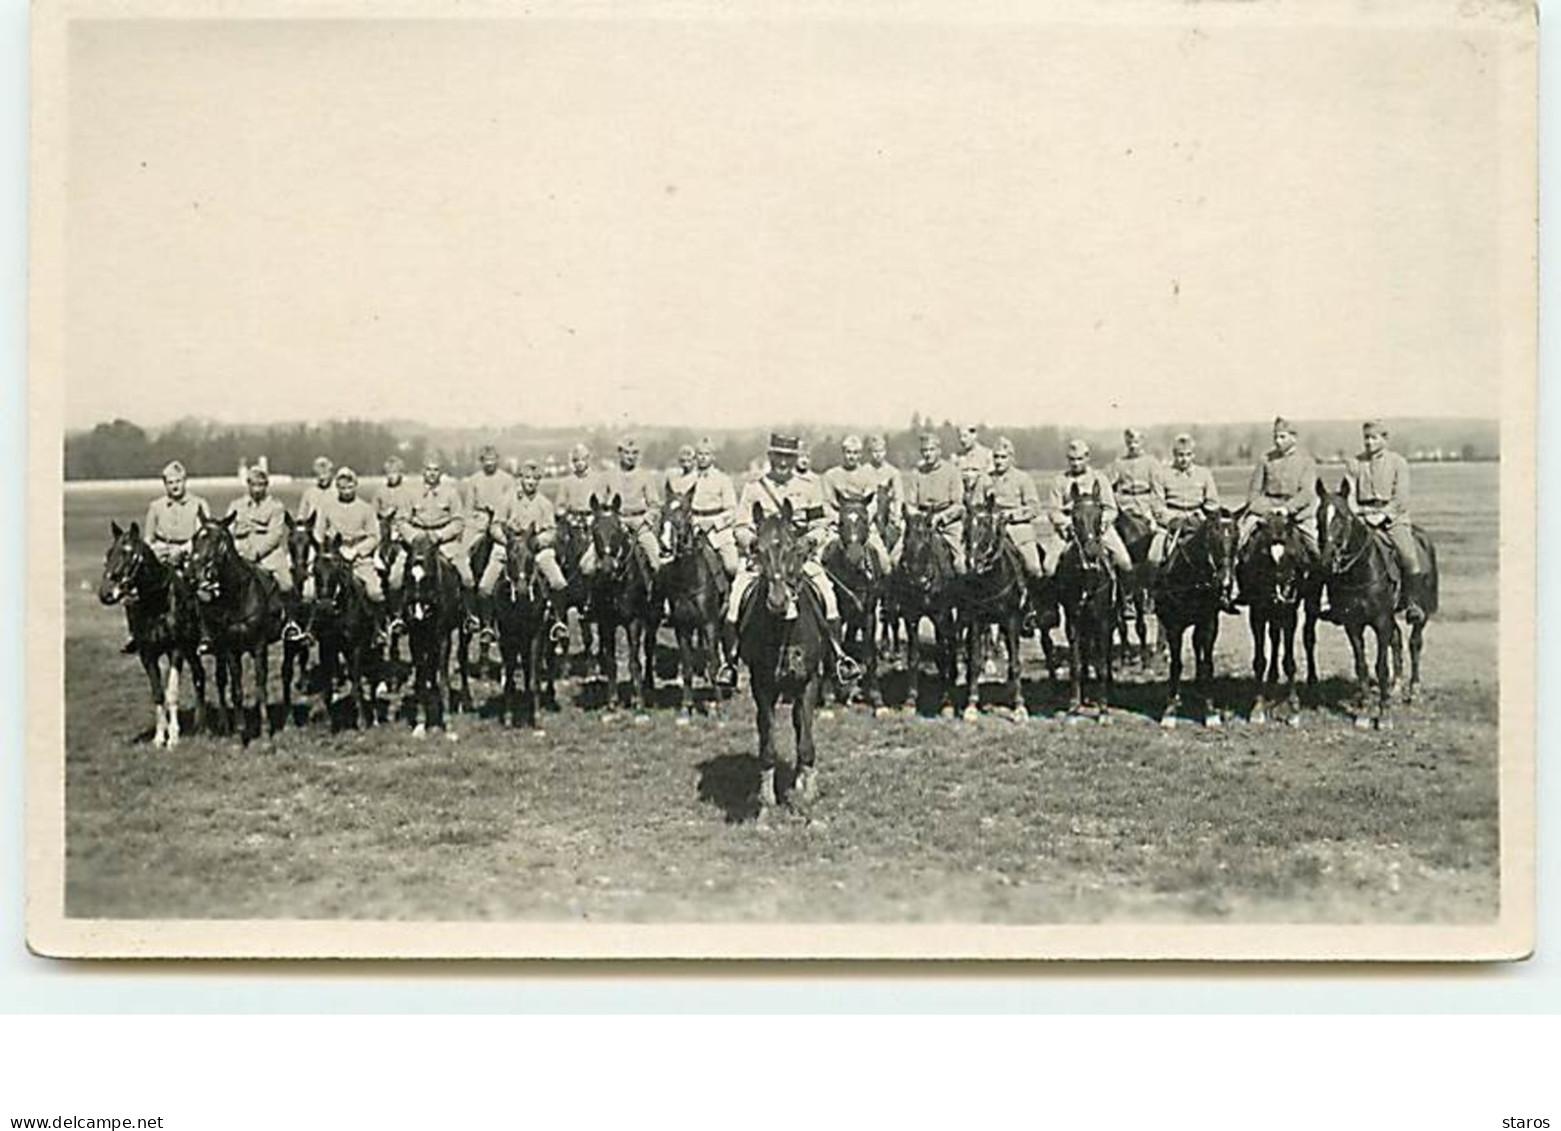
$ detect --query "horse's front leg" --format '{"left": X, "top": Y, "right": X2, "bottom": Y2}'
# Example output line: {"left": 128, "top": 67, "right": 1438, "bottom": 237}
{"left": 185, "top": 651, "right": 207, "bottom": 738}
{"left": 1345, "top": 624, "right": 1370, "bottom": 725}
{"left": 675, "top": 626, "right": 696, "bottom": 721}
{"left": 1066, "top": 616, "right": 1083, "bottom": 716}
{"left": 255, "top": 643, "right": 272, "bottom": 739}
{"left": 1193, "top": 614, "right": 1221, "bottom": 728}
{"left": 1372, "top": 619, "right": 1394, "bottom": 729}
{"left": 937, "top": 614, "right": 957, "bottom": 718}
{"left": 1161, "top": 620, "right": 1185, "bottom": 728}
{"left": 753, "top": 674, "right": 778, "bottom": 810}
{"left": 1302, "top": 590, "right": 1321, "bottom": 690}
{"left": 864, "top": 606, "right": 883, "bottom": 713}
{"left": 901, "top": 613, "right": 920, "bottom": 716}
{"left": 140, "top": 651, "right": 168, "bottom": 747}
{"left": 1249, "top": 611, "right": 1269, "bottom": 723}
{"left": 962, "top": 615, "right": 982, "bottom": 721}
{"left": 1280, "top": 610, "right": 1299, "bottom": 723}
{"left": 1006, "top": 617, "right": 1026, "bottom": 720}
{"left": 791, "top": 673, "right": 819, "bottom": 804}
{"left": 627, "top": 619, "right": 650, "bottom": 717}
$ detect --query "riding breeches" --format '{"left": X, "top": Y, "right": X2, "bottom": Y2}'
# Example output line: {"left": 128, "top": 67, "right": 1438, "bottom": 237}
{"left": 726, "top": 560, "right": 838, "bottom": 623}
{"left": 698, "top": 525, "right": 741, "bottom": 577}
{"left": 304, "top": 557, "right": 383, "bottom": 603}
{"left": 1370, "top": 515, "right": 1422, "bottom": 575}
{"left": 1002, "top": 523, "right": 1044, "bottom": 578}
{"left": 250, "top": 550, "right": 293, "bottom": 594}
{"left": 1040, "top": 525, "right": 1132, "bottom": 577}
{"left": 479, "top": 544, "right": 568, "bottom": 596}
{"left": 150, "top": 541, "right": 191, "bottom": 567}
{"left": 439, "top": 538, "right": 475, "bottom": 587}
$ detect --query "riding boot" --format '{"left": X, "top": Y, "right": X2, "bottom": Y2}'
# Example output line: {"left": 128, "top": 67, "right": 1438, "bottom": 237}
{"left": 715, "top": 622, "right": 740, "bottom": 689}
{"left": 462, "top": 588, "right": 481, "bottom": 635}
{"left": 546, "top": 596, "right": 570, "bottom": 648}
{"left": 384, "top": 591, "right": 405, "bottom": 641}
{"left": 1403, "top": 573, "right": 1426, "bottom": 626}
{"left": 477, "top": 593, "right": 498, "bottom": 645}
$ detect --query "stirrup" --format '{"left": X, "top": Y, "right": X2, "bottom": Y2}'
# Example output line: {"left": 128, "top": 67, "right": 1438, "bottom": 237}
{"left": 715, "top": 662, "right": 738, "bottom": 689}
{"left": 464, "top": 614, "right": 482, "bottom": 633}
{"left": 834, "top": 654, "right": 862, "bottom": 684}
{"left": 478, "top": 625, "right": 499, "bottom": 645}
{"left": 549, "top": 621, "right": 570, "bottom": 643}
{"left": 282, "top": 621, "right": 305, "bottom": 643}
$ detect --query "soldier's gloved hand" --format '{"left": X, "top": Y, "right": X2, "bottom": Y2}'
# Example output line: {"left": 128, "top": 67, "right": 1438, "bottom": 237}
{"left": 1364, "top": 512, "right": 1387, "bottom": 527}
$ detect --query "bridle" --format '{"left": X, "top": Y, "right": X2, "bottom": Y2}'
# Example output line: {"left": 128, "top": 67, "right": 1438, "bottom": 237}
{"left": 101, "top": 535, "right": 166, "bottom": 607}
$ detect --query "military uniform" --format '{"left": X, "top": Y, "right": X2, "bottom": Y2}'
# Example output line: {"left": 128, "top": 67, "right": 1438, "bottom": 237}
{"left": 982, "top": 466, "right": 1045, "bottom": 577}
{"left": 726, "top": 471, "right": 839, "bottom": 622}
{"left": 464, "top": 468, "right": 516, "bottom": 528}
{"left": 296, "top": 481, "right": 335, "bottom": 528}
{"left": 903, "top": 460, "right": 968, "bottom": 573}
{"left": 144, "top": 494, "right": 211, "bottom": 566}
{"left": 866, "top": 457, "right": 905, "bottom": 561}
{"left": 821, "top": 463, "right": 891, "bottom": 574}
{"left": 582, "top": 466, "right": 664, "bottom": 573}
{"left": 1040, "top": 468, "right": 1133, "bottom": 576}
{"left": 682, "top": 466, "right": 740, "bottom": 576}
{"left": 1346, "top": 448, "right": 1419, "bottom": 574}
{"left": 1243, "top": 446, "right": 1320, "bottom": 554}
{"left": 315, "top": 496, "right": 384, "bottom": 601}
{"left": 397, "top": 481, "right": 473, "bottom": 586}
{"left": 480, "top": 488, "right": 569, "bottom": 596}
{"left": 372, "top": 478, "right": 418, "bottom": 592}
{"left": 226, "top": 494, "right": 292, "bottom": 592}
{"left": 954, "top": 443, "right": 996, "bottom": 480}
{"left": 1108, "top": 452, "right": 1168, "bottom": 525}
{"left": 1149, "top": 464, "right": 1220, "bottom": 565}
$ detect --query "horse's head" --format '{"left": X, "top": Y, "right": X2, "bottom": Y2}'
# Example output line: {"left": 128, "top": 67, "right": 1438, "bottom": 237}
{"left": 286, "top": 512, "right": 317, "bottom": 592}
{"left": 189, "top": 513, "right": 240, "bottom": 604}
{"left": 898, "top": 512, "right": 945, "bottom": 591}
{"left": 965, "top": 493, "right": 1006, "bottom": 574}
{"left": 836, "top": 494, "right": 875, "bottom": 572}
{"left": 310, "top": 533, "right": 353, "bottom": 615}
{"left": 1203, "top": 506, "right": 1243, "bottom": 606}
{"left": 404, "top": 535, "right": 444, "bottom": 624}
{"left": 99, "top": 520, "right": 150, "bottom": 606}
{"left": 1068, "top": 482, "right": 1108, "bottom": 570}
{"left": 661, "top": 486, "right": 698, "bottom": 559}
{"left": 502, "top": 522, "right": 539, "bottom": 594}
{"left": 1315, "top": 478, "right": 1360, "bottom": 577}
{"left": 590, "top": 492, "right": 630, "bottom": 576}
{"left": 374, "top": 510, "right": 403, "bottom": 575}
{"left": 752, "top": 501, "right": 803, "bottom": 616}
{"left": 1246, "top": 506, "right": 1306, "bottom": 606}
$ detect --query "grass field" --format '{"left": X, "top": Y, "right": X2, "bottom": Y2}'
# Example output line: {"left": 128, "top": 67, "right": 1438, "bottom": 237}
{"left": 60, "top": 464, "right": 1499, "bottom": 923}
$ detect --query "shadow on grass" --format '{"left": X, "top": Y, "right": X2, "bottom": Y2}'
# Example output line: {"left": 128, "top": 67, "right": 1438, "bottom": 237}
{"left": 695, "top": 753, "right": 761, "bottom": 824}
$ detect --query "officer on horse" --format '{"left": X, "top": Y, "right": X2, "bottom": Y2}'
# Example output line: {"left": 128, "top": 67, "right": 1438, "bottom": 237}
{"left": 581, "top": 436, "right": 667, "bottom": 579}
{"left": 865, "top": 434, "right": 905, "bottom": 563}
{"left": 373, "top": 454, "right": 418, "bottom": 640}
{"left": 296, "top": 455, "right": 337, "bottom": 528}
{"left": 1235, "top": 416, "right": 1320, "bottom": 611}
{"left": 397, "top": 455, "right": 479, "bottom": 632}
{"left": 311, "top": 466, "right": 388, "bottom": 614}
{"left": 664, "top": 444, "right": 697, "bottom": 499}
{"left": 981, "top": 436, "right": 1049, "bottom": 628}
{"left": 715, "top": 433, "right": 859, "bottom": 689}
{"left": 1108, "top": 427, "right": 1168, "bottom": 531}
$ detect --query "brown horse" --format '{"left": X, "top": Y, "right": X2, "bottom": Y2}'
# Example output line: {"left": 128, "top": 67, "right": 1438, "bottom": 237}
{"left": 1152, "top": 509, "right": 1240, "bottom": 728}
{"left": 1055, "top": 483, "right": 1119, "bottom": 718}
{"left": 822, "top": 495, "right": 886, "bottom": 714}
{"left": 98, "top": 522, "right": 208, "bottom": 746}
{"left": 1315, "top": 480, "right": 1439, "bottom": 729}
{"left": 492, "top": 524, "right": 557, "bottom": 730}
{"left": 739, "top": 500, "right": 827, "bottom": 811}
{"left": 959, "top": 495, "right": 1028, "bottom": 721}
{"left": 188, "top": 514, "right": 284, "bottom": 744}
{"left": 888, "top": 512, "right": 960, "bottom": 718}
{"left": 658, "top": 486, "right": 731, "bottom": 721}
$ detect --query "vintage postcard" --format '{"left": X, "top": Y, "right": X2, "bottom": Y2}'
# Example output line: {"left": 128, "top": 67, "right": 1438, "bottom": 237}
{"left": 27, "top": 0, "right": 1536, "bottom": 959}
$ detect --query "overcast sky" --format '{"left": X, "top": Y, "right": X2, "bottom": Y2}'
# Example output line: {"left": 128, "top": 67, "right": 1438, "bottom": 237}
{"left": 64, "top": 12, "right": 1517, "bottom": 433}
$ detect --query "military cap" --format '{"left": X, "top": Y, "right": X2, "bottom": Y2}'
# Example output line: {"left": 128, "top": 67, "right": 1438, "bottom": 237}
{"left": 423, "top": 455, "right": 444, "bottom": 471}
{"left": 695, "top": 437, "right": 716, "bottom": 456}
{"left": 1273, "top": 417, "right": 1296, "bottom": 434}
{"left": 618, "top": 436, "right": 640, "bottom": 454}
{"left": 335, "top": 466, "right": 358, "bottom": 484}
{"left": 520, "top": 458, "right": 542, "bottom": 475}
{"left": 384, "top": 455, "right": 405, "bottom": 472}
{"left": 1173, "top": 433, "right": 1196, "bottom": 453}
{"left": 918, "top": 432, "right": 941, "bottom": 448}
{"left": 767, "top": 433, "right": 801, "bottom": 457}
{"left": 1124, "top": 427, "right": 1144, "bottom": 442}
{"left": 677, "top": 444, "right": 695, "bottom": 459}
{"left": 866, "top": 434, "right": 888, "bottom": 451}
{"left": 478, "top": 443, "right": 500, "bottom": 459}
{"left": 246, "top": 465, "right": 270, "bottom": 484}
{"left": 1067, "top": 439, "right": 1090, "bottom": 458}
{"left": 842, "top": 434, "right": 863, "bottom": 452}
{"left": 570, "top": 443, "right": 591, "bottom": 460}
{"left": 161, "top": 460, "right": 187, "bottom": 480}
{"left": 313, "top": 456, "right": 334, "bottom": 475}
{"left": 994, "top": 436, "right": 1016, "bottom": 456}
{"left": 1362, "top": 420, "right": 1388, "bottom": 437}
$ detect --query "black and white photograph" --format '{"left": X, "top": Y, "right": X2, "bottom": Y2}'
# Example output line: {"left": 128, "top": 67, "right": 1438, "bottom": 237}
{"left": 26, "top": 0, "right": 1535, "bottom": 959}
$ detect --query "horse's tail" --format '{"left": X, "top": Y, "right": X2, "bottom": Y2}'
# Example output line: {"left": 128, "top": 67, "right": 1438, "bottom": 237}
{"left": 1415, "top": 528, "right": 1440, "bottom": 616}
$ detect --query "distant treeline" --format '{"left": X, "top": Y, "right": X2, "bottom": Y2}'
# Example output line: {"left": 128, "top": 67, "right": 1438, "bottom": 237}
{"left": 65, "top": 415, "right": 1500, "bottom": 481}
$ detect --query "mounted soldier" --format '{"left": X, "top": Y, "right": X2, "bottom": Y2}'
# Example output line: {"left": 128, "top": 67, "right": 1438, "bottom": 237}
{"left": 953, "top": 424, "right": 995, "bottom": 481}
{"left": 664, "top": 444, "right": 697, "bottom": 498}
{"left": 373, "top": 454, "right": 418, "bottom": 639}
{"left": 715, "top": 433, "right": 858, "bottom": 689}
{"left": 1108, "top": 427, "right": 1167, "bottom": 530}
{"left": 683, "top": 437, "right": 740, "bottom": 579}
{"left": 478, "top": 459, "right": 571, "bottom": 644}
{"left": 1340, "top": 420, "right": 1426, "bottom": 624}
{"left": 1148, "top": 432, "right": 1220, "bottom": 574}
{"left": 396, "top": 455, "right": 479, "bottom": 632}
{"left": 226, "top": 465, "right": 300, "bottom": 640}
{"left": 555, "top": 442, "right": 604, "bottom": 556}
{"left": 582, "top": 436, "right": 666, "bottom": 578}
{"left": 865, "top": 434, "right": 905, "bottom": 562}
{"left": 463, "top": 443, "right": 515, "bottom": 638}
{"left": 821, "top": 435, "right": 891, "bottom": 576}
{"left": 295, "top": 456, "right": 336, "bottom": 529}
{"left": 311, "top": 465, "right": 387, "bottom": 615}
{"left": 1040, "top": 439, "right": 1133, "bottom": 577}
{"left": 1241, "top": 417, "right": 1320, "bottom": 555}
{"left": 981, "top": 436, "right": 1048, "bottom": 628}
{"left": 902, "top": 432, "right": 969, "bottom": 575}
{"left": 125, "top": 460, "right": 211, "bottom": 653}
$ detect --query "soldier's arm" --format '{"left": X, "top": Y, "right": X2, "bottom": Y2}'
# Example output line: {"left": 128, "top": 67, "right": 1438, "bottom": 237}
{"left": 1387, "top": 457, "right": 1410, "bottom": 521}
{"left": 1044, "top": 478, "right": 1068, "bottom": 529}
{"left": 1202, "top": 468, "right": 1221, "bottom": 508}
{"left": 352, "top": 510, "right": 380, "bottom": 560}
{"left": 143, "top": 502, "right": 161, "bottom": 543}
{"left": 252, "top": 504, "right": 286, "bottom": 560}
{"left": 1287, "top": 456, "right": 1319, "bottom": 514}
{"left": 1245, "top": 463, "right": 1265, "bottom": 509}
{"left": 1148, "top": 464, "right": 1170, "bottom": 525}
{"left": 1098, "top": 475, "right": 1121, "bottom": 526}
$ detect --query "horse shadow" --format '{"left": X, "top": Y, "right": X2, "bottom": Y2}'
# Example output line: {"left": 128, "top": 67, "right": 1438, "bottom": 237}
{"left": 696, "top": 752, "right": 800, "bottom": 825}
